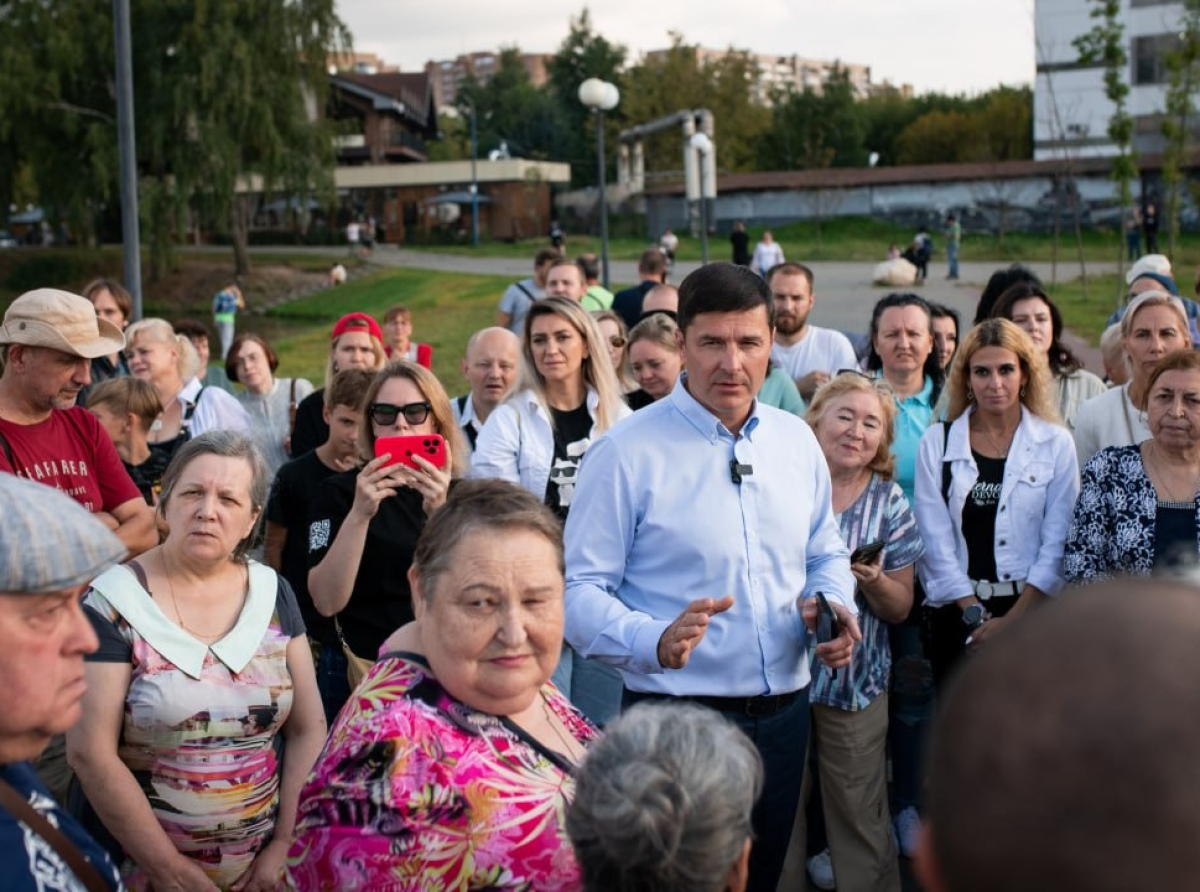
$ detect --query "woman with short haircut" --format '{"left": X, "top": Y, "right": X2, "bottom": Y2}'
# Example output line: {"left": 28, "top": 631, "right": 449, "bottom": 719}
{"left": 226, "top": 332, "right": 314, "bottom": 476}
{"left": 799, "top": 372, "right": 923, "bottom": 891}
{"left": 81, "top": 278, "right": 133, "bottom": 395}
{"left": 288, "top": 479, "right": 597, "bottom": 890}
{"left": 863, "top": 291, "right": 942, "bottom": 855}
{"left": 86, "top": 377, "right": 166, "bottom": 505}
{"left": 990, "top": 281, "right": 1105, "bottom": 430}
{"left": 68, "top": 432, "right": 326, "bottom": 891}
{"left": 626, "top": 312, "right": 683, "bottom": 409}
{"left": 915, "top": 319, "right": 1078, "bottom": 685}
{"left": 126, "top": 318, "right": 252, "bottom": 470}
{"left": 1072, "top": 292, "right": 1190, "bottom": 468}
{"left": 1066, "top": 349, "right": 1200, "bottom": 582}
{"left": 567, "top": 701, "right": 762, "bottom": 892}
{"left": 289, "top": 313, "right": 387, "bottom": 457}
{"left": 306, "top": 361, "right": 465, "bottom": 714}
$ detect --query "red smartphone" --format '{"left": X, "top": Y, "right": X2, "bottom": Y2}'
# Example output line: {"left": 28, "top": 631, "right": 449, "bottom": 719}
{"left": 376, "top": 434, "right": 447, "bottom": 470}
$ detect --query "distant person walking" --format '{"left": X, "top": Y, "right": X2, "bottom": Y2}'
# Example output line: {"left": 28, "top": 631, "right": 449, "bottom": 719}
{"left": 211, "top": 283, "right": 243, "bottom": 360}
{"left": 550, "top": 220, "right": 566, "bottom": 256}
{"left": 945, "top": 213, "right": 961, "bottom": 280}
{"left": 731, "top": 221, "right": 750, "bottom": 266}
{"left": 751, "top": 230, "right": 785, "bottom": 277}
{"left": 346, "top": 218, "right": 362, "bottom": 257}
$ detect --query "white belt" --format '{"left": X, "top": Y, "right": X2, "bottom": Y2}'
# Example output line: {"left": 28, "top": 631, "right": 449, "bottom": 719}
{"left": 972, "top": 578, "right": 1026, "bottom": 600}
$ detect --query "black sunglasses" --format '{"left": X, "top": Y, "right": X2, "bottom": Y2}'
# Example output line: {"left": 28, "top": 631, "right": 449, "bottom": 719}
{"left": 369, "top": 400, "right": 432, "bottom": 427}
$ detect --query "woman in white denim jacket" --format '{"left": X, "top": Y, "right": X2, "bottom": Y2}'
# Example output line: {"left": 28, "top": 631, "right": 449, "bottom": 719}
{"left": 914, "top": 319, "right": 1078, "bottom": 687}
{"left": 470, "top": 296, "right": 630, "bottom": 724}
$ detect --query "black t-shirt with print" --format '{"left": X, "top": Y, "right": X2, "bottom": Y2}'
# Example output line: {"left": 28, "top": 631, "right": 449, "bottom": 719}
{"left": 545, "top": 402, "right": 592, "bottom": 519}
{"left": 964, "top": 452, "right": 1005, "bottom": 583}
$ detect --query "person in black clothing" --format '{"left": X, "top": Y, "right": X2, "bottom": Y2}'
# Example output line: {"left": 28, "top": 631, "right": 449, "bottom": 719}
{"left": 266, "top": 368, "right": 374, "bottom": 723}
{"left": 306, "top": 362, "right": 467, "bottom": 713}
{"left": 730, "top": 220, "right": 751, "bottom": 266}
{"left": 612, "top": 248, "right": 668, "bottom": 330}
{"left": 290, "top": 312, "right": 387, "bottom": 458}
{"left": 78, "top": 278, "right": 132, "bottom": 406}
{"left": 1143, "top": 201, "right": 1159, "bottom": 254}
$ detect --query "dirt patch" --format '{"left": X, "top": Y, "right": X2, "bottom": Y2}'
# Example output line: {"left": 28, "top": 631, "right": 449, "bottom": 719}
{"left": 143, "top": 262, "right": 328, "bottom": 319}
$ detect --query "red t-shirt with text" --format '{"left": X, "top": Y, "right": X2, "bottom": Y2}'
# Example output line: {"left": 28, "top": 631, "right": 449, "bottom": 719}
{"left": 0, "top": 407, "right": 140, "bottom": 513}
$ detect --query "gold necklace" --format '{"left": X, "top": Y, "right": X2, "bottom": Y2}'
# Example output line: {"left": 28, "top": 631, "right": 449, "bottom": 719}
{"left": 160, "top": 549, "right": 227, "bottom": 640}
{"left": 539, "top": 691, "right": 583, "bottom": 763}
{"left": 972, "top": 418, "right": 1015, "bottom": 458}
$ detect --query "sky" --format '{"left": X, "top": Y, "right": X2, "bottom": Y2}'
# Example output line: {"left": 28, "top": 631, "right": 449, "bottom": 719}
{"left": 336, "top": 0, "right": 1036, "bottom": 96}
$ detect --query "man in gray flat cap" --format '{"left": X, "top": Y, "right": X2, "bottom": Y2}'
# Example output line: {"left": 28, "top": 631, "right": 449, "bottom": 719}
{"left": 0, "top": 473, "right": 126, "bottom": 891}
{"left": 0, "top": 288, "right": 155, "bottom": 555}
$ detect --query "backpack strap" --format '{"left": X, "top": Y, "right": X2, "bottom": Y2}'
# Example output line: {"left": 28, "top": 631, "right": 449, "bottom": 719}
{"left": 0, "top": 777, "right": 110, "bottom": 892}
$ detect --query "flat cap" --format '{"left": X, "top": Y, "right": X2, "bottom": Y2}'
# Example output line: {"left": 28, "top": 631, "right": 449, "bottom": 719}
{"left": 0, "top": 473, "right": 126, "bottom": 593}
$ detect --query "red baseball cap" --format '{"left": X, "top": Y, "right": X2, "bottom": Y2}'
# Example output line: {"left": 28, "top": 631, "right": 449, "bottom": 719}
{"left": 331, "top": 312, "right": 383, "bottom": 342}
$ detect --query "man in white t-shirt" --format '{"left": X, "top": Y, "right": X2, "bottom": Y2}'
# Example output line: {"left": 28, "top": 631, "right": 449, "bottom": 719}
{"left": 768, "top": 262, "right": 858, "bottom": 400}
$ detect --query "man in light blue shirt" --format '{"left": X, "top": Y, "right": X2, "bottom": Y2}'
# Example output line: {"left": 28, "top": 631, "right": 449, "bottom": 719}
{"left": 564, "top": 262, "right": 859, "bottom": 892}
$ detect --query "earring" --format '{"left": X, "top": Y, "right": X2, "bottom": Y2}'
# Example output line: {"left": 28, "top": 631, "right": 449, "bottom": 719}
{"left": 1020, "top": 386, "right": 1027, "bottom": 398}
{"left": 967, "top": 390, "right": 975, "bottom": 402}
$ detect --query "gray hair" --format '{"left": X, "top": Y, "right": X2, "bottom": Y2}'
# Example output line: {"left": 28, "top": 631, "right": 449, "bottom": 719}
{"left": 1121, "top": 291, "right": 1188, "bottom": 339}
{"left": 158, "top": 430, "right": 270, "bottom": 561}
{"left": 567, "top": 701, "right": 763, "bottom": 892}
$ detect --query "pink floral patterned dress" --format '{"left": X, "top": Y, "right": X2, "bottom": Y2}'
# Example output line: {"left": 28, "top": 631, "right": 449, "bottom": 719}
{"left": 284, "top": 651, "right": 597, "bottom": 891}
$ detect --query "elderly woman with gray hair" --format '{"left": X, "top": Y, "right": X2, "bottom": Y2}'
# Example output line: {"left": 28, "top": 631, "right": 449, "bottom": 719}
{"left": 567, "top": 701, "right": 763, "bottom": 892}
{"left": 68, "top": 431, "right": 326, "bottom": 891}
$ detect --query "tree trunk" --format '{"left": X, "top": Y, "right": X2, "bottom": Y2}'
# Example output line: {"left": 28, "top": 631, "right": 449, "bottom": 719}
{"left": 231, "top": 197, "right": 252, "bottom": 277}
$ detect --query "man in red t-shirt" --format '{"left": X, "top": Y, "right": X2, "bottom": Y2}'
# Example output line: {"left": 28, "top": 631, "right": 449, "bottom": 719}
{"left": 0, "top": 288, "right": 155, "bottom": 556}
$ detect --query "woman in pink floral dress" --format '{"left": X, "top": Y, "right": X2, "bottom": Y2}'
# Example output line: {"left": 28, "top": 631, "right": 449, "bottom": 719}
{"left": 286, "top": 479, "right": 597, "bottom": 891}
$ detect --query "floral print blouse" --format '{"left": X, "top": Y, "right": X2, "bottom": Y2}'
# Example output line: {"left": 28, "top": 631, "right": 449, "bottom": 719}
{"left": 285, "top": 652, "right": 597, "bottom": 891}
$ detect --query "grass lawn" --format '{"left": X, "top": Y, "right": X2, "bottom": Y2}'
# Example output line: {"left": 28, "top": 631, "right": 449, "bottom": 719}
{"left": 418, "top": 217, "right": 1200, "bottom": 266}
{"left": 258, "top": 266, "right": 510, "bottom": 388}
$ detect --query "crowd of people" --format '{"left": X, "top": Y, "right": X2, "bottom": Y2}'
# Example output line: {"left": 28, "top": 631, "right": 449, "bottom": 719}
{"left": 1, "top": 242, "right": 1198, "bottom": 892}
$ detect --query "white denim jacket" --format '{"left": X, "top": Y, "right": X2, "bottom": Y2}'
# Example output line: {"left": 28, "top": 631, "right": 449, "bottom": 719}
{"left": 914, "top": 406, "right": 1079, "bottom": 607}
{"left": 470, "top": 386, "right": 630, "bottom": 498}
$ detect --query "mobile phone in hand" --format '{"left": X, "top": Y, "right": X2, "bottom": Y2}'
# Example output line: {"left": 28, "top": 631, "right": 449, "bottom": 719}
{"left": 850, "top": 539, "right": 886, "bottom": 565}
{"left": 376, "top": 434, "right": 447, "bottom": 470}
{"left": 816, "top": 592, "right": 841, "bottom": 643}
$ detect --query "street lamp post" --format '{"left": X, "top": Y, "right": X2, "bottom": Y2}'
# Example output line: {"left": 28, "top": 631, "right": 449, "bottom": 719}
{"left": 462, "top": 98, "right": 480, "bottom": 248}
{"left": 578, "top": 78, "right": 619, "bottom": 289}
{"left": 690, "top": 132, "right": 713, "bottom": 265}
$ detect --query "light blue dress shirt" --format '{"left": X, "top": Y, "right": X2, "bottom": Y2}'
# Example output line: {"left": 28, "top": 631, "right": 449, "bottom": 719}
{"left": 563, "top": 373, "right": 856, "bottom": 698}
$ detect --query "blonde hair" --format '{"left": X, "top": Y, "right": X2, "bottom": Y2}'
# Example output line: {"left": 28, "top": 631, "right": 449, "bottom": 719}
{"left": 125, "top": 318, "right": 201, "bottom": 381}
{"left": 86, "top": 377, "right": 163, "bottom": 433}
{"left": 805, "top": 373, "right": 898, "bottom": 479}
{"left": 520, "top": 297, "right": 625, "bottom": 435}
{"left": 359, "top": 361, "right": 468, "bottom": 477}
{"left": 627, "top": 313, "right": 681, "bottom": 355}
{"left": 944, "top": 319, "right": 1060, "bottom": 423}
{"left": 324, "top": 329, "right": 387, "bottom": 389}
{"left": 593, "top": 310, "right": 637, "bottom": 392}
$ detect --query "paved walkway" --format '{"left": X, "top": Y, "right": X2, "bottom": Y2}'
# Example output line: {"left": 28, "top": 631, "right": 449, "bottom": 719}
{"left": 240, "top": 245, "right": 1106, "bottom": 374}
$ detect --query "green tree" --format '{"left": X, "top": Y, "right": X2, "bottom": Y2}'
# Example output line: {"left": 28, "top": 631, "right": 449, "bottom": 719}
{"left": 546, "top": 8, "right": 626, "bottom": 187}
{"left": 895, "top": 110, "right": 974, "bottom": 164}
{"left": 0, "top": 1, "right": 348, "bottom": 280}
{"left": 759, "top": 68, "right": 865, "bottom": 171}
{"left": 1161, "top": 0, "right": 1200, "bottom": 258}
{"left": 1074, "top": 0, "right": 1137, "bottom": 291}
{"left": 456, "top": 48, "right": 566, "bottom": 163}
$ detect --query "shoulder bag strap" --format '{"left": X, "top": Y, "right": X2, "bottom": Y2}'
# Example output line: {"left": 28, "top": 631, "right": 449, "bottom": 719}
{"left": 0, "top": 427, "right": 12, "bottom": 466}
{"left": 941, "top": 421, "right": 953, "bottom": 504}
{"left": 0, "top": 776, "right": 110, "bottom": 892}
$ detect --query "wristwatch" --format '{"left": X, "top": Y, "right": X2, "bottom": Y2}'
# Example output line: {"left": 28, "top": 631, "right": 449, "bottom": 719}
{"left": 961, "top": 603, "right": 991, "bottom": 629}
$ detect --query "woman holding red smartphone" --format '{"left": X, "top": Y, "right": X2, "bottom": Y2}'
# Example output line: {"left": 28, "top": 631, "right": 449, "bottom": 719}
{"left": 306, "top": 361, "right": 467, "bottom": 715}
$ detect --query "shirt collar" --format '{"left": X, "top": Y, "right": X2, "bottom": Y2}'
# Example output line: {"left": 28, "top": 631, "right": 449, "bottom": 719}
{"left": 878, "top": 372, "right": 934, "bottom": 407}
{"left": 668, "top": 372, "right": 760, "bottom": 442}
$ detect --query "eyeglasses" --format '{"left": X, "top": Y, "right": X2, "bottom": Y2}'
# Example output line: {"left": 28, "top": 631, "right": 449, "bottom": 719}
{"left": 369, "top": 400, "right": 432, "bottom": 426}
{"left": 609, "top": 336, "right": 627, "bottom": 348}
{"left": 836, "top": 368, "right": 894, "bottom": 396}
{"left": 836, "top": 368, "right": 872, "bottom": 380}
